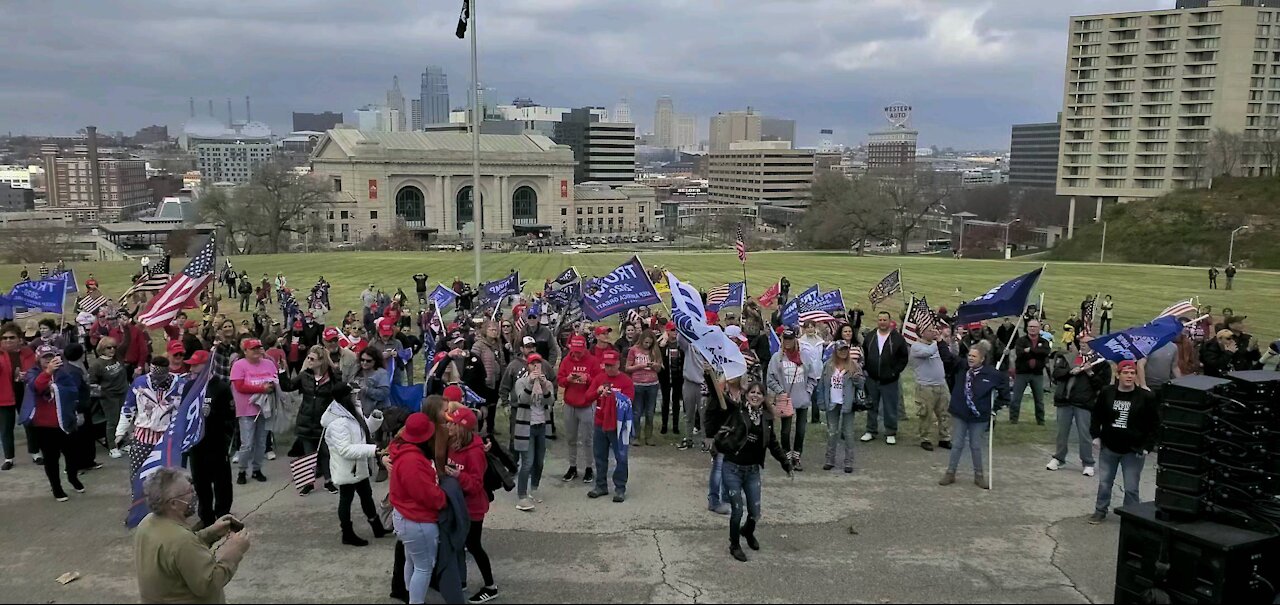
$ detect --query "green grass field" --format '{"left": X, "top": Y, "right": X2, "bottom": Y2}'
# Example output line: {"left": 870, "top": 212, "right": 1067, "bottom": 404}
{"left": 7, "top": 250, "right": 1276, "bottom": 340}
{"left": 9, "top": 249, "right": 1272, "bottom": 448}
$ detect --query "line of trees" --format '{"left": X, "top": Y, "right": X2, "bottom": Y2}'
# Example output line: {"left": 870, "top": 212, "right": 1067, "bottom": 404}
{"left": 799, "top": 168, "right": 953, "bottom": 255}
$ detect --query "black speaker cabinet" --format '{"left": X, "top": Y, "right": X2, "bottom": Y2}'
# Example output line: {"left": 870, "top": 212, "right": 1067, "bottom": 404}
{"left": 1116, "top": 502, "right": 1280, "bottom": 604}
{"left": 1163, "top": 375, "right": 1233, "bottom": 409}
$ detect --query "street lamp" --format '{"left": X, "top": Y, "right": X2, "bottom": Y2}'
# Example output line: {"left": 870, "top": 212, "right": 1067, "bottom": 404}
{"left": 1229, "top": 225, "right": 1249, "bottom": 264}
{"left": 953, "top": 211, "right": 978, "bottom": 258}
{"left": 1002, "top": 218, "right": 1021, "bottom": 260}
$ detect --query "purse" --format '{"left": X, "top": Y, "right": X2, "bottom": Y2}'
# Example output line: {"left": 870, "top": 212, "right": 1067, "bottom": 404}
{"left": 773, "top": 362, "right": 802, "bottom": 418}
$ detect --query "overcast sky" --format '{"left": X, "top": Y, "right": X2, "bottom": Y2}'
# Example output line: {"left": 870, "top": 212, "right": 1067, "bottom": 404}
{"left": 1, "top": 0, "right": 1167, "bottom": 148}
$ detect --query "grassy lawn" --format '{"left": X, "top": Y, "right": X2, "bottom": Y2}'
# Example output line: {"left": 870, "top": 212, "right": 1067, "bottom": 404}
{"left": 7, "top": 250, "right": 1276, "bottom": 340}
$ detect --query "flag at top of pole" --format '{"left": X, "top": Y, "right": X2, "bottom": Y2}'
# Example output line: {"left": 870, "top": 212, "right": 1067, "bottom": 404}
{"left": 456, "top": 0, "right": 470, "bottom": 38}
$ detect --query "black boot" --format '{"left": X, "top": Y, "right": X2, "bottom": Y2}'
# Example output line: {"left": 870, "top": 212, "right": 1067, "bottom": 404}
{"left": 342, "top": 523, "right": 369, "bottom": 547}
{"left": 742, "top": 518, "right": 760, "bottom": 551}
{"left": 369, "top": 517, "right": 389, "bottom": 539}
{"left": 730, "top": 542, "right": 748, "bottom": 562}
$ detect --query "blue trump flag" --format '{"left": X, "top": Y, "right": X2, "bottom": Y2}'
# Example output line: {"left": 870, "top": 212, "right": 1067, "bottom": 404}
{"left": 780, "top": 285, "right": 821, "bottom": 327}
{"left": 480, "top": 273, "right": 521, "bottom": 304}
{"left": 126, "top": 364, "right": 211, "bottom": 528}
{"left": 8, "top": 276, "right": 68, "bottom": 314}
{"left": 1088, "top": 315, "right": 1183, "bottom": 362}
{"left": 57, "top": 269, "right": 78, "bottom": 294}
{"left": 614, "top": 388, "right": 634, "bottom": 454}
{"left": 817, "top": 289, "right": 845, "bottom": 313}
{"left": 953, "top": 267, "right": 1044, "bottom": 325}
{"left": 583, "top": 256, "right": 660, "bottom": 321}
{"left": 428, "top": 284, "right": 457, "bottom": 310}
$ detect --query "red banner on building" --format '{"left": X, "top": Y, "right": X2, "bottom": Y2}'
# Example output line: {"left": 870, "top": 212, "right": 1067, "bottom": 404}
{"left": 368, "top": 179, "right": 378, "bottom": 200}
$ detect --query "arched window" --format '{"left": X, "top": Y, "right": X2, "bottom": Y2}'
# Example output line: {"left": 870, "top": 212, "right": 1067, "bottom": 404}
{"left": 456, "top": 186, "right": 481, "bottom": 231}
{"left": 512, "top": 186, "right": 537, "bottom": 226}
{"left": 395, "top": 186, "right": 425, "bottom": 226}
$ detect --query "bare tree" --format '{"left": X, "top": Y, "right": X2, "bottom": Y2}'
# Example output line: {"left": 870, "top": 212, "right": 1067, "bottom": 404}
{"left": 800, "top": 173, "right": 893, "bottom": 254}
{"left": 0, "top": 227, "right": 74, "bottom": 264}
{"left": 872, "top": 167, "right": 954, "bottom": 255}
{"left": 1177, "top": 132, "right": 1210, "bottom": 189}
{"left": 1207, "top": 128, "right": 1244, "bottom": 178}
{"left": 197, "top": 162, "right": 333, "bottom": 254}
{"left": 955, "top": 184, "right": 1014, "bottom": 222}
{"left": 1246, "top": 127, "right": 1280, "bottom": 177}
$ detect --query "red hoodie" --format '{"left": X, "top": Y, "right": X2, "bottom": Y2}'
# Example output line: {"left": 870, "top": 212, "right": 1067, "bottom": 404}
{"left": 0, "top": 347, "right": 37, "bottom": 407}
{"left": 586, "top": 370, "right": 635, "bottom": 429}
{"left": 447, "top": 435, "right": 490, "bottom": 522}
{"left": 389, "top": 440, "right": 446, "bottom": 524}
{"left": 557, "top": 350, "right": 599, "bottom": 408}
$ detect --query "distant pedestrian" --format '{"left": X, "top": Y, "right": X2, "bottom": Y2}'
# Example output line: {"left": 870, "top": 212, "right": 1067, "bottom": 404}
{"left": 1098, "top": 295, "right": 1114, "bottom": 334}
{"left": 1208, "top": 266, "right": 1218, "bottom": 289}
{"left": 1224, "top": 263, "right": 1237, "bottom": 290}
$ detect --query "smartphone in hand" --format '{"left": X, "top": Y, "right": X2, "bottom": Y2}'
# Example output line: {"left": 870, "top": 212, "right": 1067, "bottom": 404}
{"left": 227, "top": 517, "right": 245, "bottom": 532}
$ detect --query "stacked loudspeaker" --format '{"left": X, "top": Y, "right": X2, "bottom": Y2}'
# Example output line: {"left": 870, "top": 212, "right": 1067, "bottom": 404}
{"left": 1114, "top": 371, "right": 1280, "bottom": 604}
{"left": 1156, "top": 371, "right": 1279, "bottom": 528}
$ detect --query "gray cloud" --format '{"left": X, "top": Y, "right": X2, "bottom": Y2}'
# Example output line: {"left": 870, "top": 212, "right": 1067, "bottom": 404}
{"left": 0, "top": 0, "right": 1165, "bottom": 148}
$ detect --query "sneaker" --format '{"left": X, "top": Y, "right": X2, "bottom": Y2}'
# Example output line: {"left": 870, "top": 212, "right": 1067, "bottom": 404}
{"left": 612, "top": 492, "right": 626, "bottom": 503}
{"left": 252, "top": 471, "right": 268, "bottom": 482}
{"left": 33, "top": 454, "right": 44, "bottom": 465}
{"left": 83, "top": 462, "right": 105, "bottom": 471}
{"left": 324, "top": 482, "right": 339, "bottom": 494}
{"left": 710, "top": 503, "right": 730, "bottom": 515}
{"left": 300, "top": 484, "right": 314, "bottom": 496}
{"left": 531, "top": 489, "right": 543, "bottom": 503}
{"left": 859, "top": 432, "right": 875, "bottom": 443}
{"left": 67, "top": 474, "right": 85, "bottom": 493}
{"left": 938, "top": 440, "right": 952, "bottom": 450}
{"left": 822, "top": 464, "right": 835, "bottom": 471}
{"left": 1082, "top": 466, "right": 1096, "bottom": 477}
{"left": 582, "top": 468, "right": 594, "bottom": 484}
{"left": 516, "top": 498, "right": 535, "bottom": 512}
{"left": 885, "top": 436, "right": 897, "bottom": 446}
{"left": 692, "top": 428, "right": 700, "bottom": 436}
{"left": 54, "top": 491, "right": 69, "bottom": 503}
{"left": 108, "top": 449, "right": 122, "bottom": 459}
{"left": 562, "top": 467, "right": 578, "bottom": 482}
{"left": 676, "top": 439, "right": 692, "bottom": 451}
{"left": 469, "top": 586, "right": 500, "bottom": 604}
{"left": 1046, "top": 458, "right": 1062, "bottom": 471}
{"left": 266, "top": 451, "right": 277, "bottom": 461}
{"left": 237, "top": 472, "right": 247, "bottom": 485}
{"left": 587, "top": 488, "right": 608, "bottom": 499}
{"left": 921, "top": 442, "right": 934, "bottom": 452}
{"left": 1088, "top": 512, "right": 1106, "bottom": 525}
{"left": 1, "top": 460, "right": 13, "bottom": 471}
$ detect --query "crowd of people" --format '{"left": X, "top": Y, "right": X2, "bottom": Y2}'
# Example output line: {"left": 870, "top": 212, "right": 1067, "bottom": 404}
{"left": 2, "top": 260, "right": 1277, "bottom": 603}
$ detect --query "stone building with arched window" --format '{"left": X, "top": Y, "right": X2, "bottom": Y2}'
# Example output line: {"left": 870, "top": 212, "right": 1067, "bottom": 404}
{"left": 308, "top": 129, "right": 575, "bottom": 245}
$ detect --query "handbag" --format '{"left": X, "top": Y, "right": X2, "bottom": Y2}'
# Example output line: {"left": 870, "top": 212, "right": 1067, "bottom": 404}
{"left": 773, "top": 361, "right": 802, "bottom": 418}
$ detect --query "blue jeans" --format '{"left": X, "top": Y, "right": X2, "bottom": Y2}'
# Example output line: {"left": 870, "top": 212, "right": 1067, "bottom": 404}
{"left": 517, "top": 424, "right": 547, "bottom": 498}
{"left": 592, "top": 425, "right": 628, "bottom": 494}
{"left": 392, "top": 510, "right": 439, "bottom": 604}
{"left": 1095, "top": 446, "right": 1145, "bottom": 515}
{"left": 236, "top": 415, "right": 269, "bottom": 474}
{"left": 633, "top": 383, "right": 659, "bottom": 439}
{"left": 946, "top": 416, "right": 986, "bottom": 474}
{"left": 1054, "top": 406, "right": 1095, "bottom": 466}
{"left": 708, "top": 453, "right": 728, "bottom": 508}
{"left": 1009, "top": 373, "right": 1046, "bottom": 423}
{"left": 722, "top": 460, "right": 761, "bottom": 546}
{"left": 865, "top": 380, "right": 900, "bottom": 436}
{"left": 825, "top": 408, "right": 856, "bottom": 468}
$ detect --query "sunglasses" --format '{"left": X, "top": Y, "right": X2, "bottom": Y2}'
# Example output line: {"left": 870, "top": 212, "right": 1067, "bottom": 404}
{"left": 361, "top": 358, "right": 374, "bottom": 364}
{"left": 103, "top": 346, "right": 117, "bottom": 351}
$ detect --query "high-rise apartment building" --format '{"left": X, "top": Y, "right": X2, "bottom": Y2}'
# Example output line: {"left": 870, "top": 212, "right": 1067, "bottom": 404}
{"left": 1059, "top": 0, "right": 1280, "bottom": 202}
{"left": 386, "top": 76, "right": 407, "bottom": 132}
{"left": 420, "top": 65, "right": 450, "bottom": 125}
{"left": 709, "top": 110, "right": 763, "bottom": 151}
{"left": 555, "top": 107, "right": 637, "bottom": 184}
{"left": 708, "top": 142, "right": 815, "bottom": 209}
{"left": 293, "top": 111, "right": 343, "bottom": 132}
{"left": 1009, "top": 118, "right": 1062, "bottom": 190}
{"left": 612, "top": 98, "right": 633, "bottom": 123}
{"left": 655, "top": 96, "right": 675, "bottom": 148}
{"left": 411, "top": 99, "right": 423, "bottom": 131}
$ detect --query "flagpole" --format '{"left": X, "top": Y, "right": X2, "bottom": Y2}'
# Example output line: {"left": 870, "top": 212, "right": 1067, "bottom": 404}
{"left": 469, "top": 0, "right": 483, "bottom": 285}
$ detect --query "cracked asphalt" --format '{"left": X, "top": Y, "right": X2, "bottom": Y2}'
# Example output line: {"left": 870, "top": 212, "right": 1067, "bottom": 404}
{"left": 1, "top": 421, "right": 1148, "bottom": 603}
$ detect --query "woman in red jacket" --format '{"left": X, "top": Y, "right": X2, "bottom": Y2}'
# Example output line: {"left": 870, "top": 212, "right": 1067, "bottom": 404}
{"left": 389, "top": 413, "right": 446, "bottom": 605}
{"left": 1, "top": 322, "right": 39, "bottom": 470}
{"left": 445, "top": 406, "right": 497, "bottom": 603}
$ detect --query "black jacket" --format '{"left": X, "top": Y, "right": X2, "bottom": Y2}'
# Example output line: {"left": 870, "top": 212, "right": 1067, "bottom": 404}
{"left": 1050, "top": 352, "right": 1110, "bottom": 409}
{"left": 861, "top": 329, "right": 909, "bottom": 384}
{"left": 286, "top": 370, "right": 354, "bottom": 441}
{"left": 1091, "top": 385, "right": 1159, "bottom": 454}
{"left": 1013, "top": 335, "right": 1052, "bottom": 375}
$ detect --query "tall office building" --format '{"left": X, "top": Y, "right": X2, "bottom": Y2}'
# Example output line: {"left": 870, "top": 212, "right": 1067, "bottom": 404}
{"left": 1009, "top": 118, "right": 1061, "bottom": 191}
{"left": 709, "top": 109, "right": 763, "bottom": 151}
{"left": 411, "top": 99, "right": 423, "bottom": 131}
{"left": 613, "top": 98, "right": 633, "bottom": 123}
{"left": 386, "top": 76, "right": 407, "bottom": 132}
{"left": 708, "top": 142, "right": 815, "bottom": 208}
{"left": 354, "top": 106, "right": 401, "bottom": 132}
{"left": 420, "top": 65, "right": 450, "bottom": 125}
{"left": 1059, "top": 0, "right": 1280, "bottom": 202}
{"left": 654, "top": 96, "right": 675, "bottom": 148}
{"left": 293, "top": 112, "right": 343, "bottom": 132}
{"left": 674, "top": 115, "right": 698, "bottom": 150}
{"left": 555, "top": 107, "right": 637, "bottom": 184}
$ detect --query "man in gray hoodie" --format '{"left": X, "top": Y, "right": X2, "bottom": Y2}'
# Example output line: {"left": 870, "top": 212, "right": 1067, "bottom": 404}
{"left": 909, "top": 326, "right": 951, "bottom": 452}
{"left": 676, "top": 335, "right": 706, "bottom": 451}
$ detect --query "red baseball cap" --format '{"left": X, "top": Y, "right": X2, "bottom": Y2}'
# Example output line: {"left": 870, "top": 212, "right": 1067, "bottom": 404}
{"left": 186, "top": 350, "right": 210, "bottom": 366}
{"left": 1117, "top": 360, "right": 1138, "bottom": 372}
{"left": 705, "top": 310, "right": 719, "bottom": 325}
{"left": 400, "top": 413, "right": 435, "bottom": 444}
{"left": 433, "top": 351, "right": 449, "bottom": 364}
{"left": 601, "top": 349, "right": 620, "bottom": 364}
{"left": 183, "top": 320, "right": 199, "bottom": 329}
{"left": 166, "top": 340, "right": 185, "bottom": 355}
{"left": 242, "top": 338, "right": 263, "bottom": 350}
{"left": 443, "top": 384, "right": 464, "bottom": 402}
{"left": 593, "top": 326, "right": 612, "bottom": 336}
{"left": 569, "top": 335, "right": 587, "bottom": 350}
{"left": 665, "top": 321, "right": 677, "bottom": 331}
{"left": 293, "top": 320, "right": 304, "bottom": 330}
{"left": 323, "top": 327, "right": 340, "bottom": 341}
{"left": 526, "top": 353, "right": 544, "bottom": 364}
{"left": 378, "top": 322, "right": 395, "bottom": 336}
{"left": 445, "top": 406, "right": 478, "bottom": 430}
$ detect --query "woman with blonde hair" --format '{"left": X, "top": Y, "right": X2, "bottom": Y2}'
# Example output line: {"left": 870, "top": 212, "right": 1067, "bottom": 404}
{"left": 88, "top": 336, "right": 130, "bottom": 459}
{"left": 625, "top": 330, "right": 663, "bottom": 446}
{"left": 815, "top": 340, "right": 864, "bottom": 473}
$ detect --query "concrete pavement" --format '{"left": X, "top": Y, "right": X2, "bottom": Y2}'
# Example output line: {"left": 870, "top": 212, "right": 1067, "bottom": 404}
{"left": 0, "top": 425, "right": 1142, "bottom": 603}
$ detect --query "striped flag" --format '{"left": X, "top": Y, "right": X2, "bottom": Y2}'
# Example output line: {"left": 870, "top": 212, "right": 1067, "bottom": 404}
{"left": 1080, "top": 293, "right": 1099, "bottom": 337}
{"left": 868, "top": 270, "right": 902, "bottom": 308}
{"left": 290, "top": 450, "right": 320, "bottom": 493}
{"left": 76, "top": 292, "right": 110, "bottom": 315}
{"left": 734, "top": 225, "right": 747, "bottom": 264}
{"left": 799, "top": 307, "right": 837, "bottom": 325}
{"left": 137, "top": 237, "right": 215, "bottom": 329}
{"left": 118, "top": 256, "right": 172, "bottom": 303}
{"left": 1157, "top": 299, "right": 1198, "bottom": 320}
{"left": 903, "top": 295, "right": 937, "bottom": 343}
{"left": 705, "top": 283, "right": 732, "bottom": 310}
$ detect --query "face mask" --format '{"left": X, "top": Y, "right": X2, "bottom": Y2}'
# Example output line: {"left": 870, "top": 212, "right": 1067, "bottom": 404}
{"left": 175, "top": 494, "right": 198, "bottom": 518}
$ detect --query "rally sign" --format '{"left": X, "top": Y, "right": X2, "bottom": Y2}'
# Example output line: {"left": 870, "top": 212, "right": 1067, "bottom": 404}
{"left": 582, "top": 256, "right": 660, "bottom": 321}
{"left": 7, "top": 276, "right": 67, "bottom": 314}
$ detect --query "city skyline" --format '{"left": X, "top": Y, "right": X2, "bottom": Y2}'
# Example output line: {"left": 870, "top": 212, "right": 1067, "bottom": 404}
{"left": 0, "top": 0, "right": 1166, "bottom": 147}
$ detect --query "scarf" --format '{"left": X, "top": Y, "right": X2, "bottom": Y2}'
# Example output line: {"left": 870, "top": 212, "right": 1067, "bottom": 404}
{"left": 784, "top": 347, "right": 802, "bottom": 367}
{"left": 747, "top": 404, "right": 763, "bottom": 425}
{"left": 149, "top": 367, "right": 173, "bottom": 394}
{"left": 963, "top": 367, "right": 981, "bottom": 419}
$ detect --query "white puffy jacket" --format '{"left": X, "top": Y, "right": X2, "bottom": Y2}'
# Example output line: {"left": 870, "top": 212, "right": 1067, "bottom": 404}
{"left": 320, "top": 401, "right": 384, "bottom": 486}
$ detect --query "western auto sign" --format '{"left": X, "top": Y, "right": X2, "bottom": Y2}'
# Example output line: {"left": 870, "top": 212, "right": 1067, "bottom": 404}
{"left": 368, "top": 179, "right": 378, "bottom": 200}
{"left": 885, "top": 103, "right": 912, "bottom": 128}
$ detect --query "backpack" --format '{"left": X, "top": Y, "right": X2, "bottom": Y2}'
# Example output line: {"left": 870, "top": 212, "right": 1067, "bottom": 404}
{"left": 713, "top": 408, "right": 750, "bottom": 456}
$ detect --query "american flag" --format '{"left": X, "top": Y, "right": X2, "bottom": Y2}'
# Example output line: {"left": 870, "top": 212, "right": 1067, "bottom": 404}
{"left": 1158, "top": 299, "right": 1198, "bottom": 320}
{"left": 734, "top": 225, "right": 747, "bottom": 264}
{"left": 705, "top": 283, "right": 732, "bottom": 310}
{"left": 902, "top": 295, "right": 937, "bottom": 343}
{"left": 869, "top": 269, "right": 902, "bottom": 308}
{"left": 1080, "top": 293, "right": 1099, "bottom": 337}
{"left": 624, "top": 308, "right": 642, "bottom": 326}
{"left": 513, "top": 303, "right": 527, "bottom": 336}
{"left": 118, "top": 256, "right": 172, "bottom": 303}
{"left": 76, "top": 292, "right": 110, "bottom": 315}
{"left": 137, "top": 237, "right": 215, "bottom": 329}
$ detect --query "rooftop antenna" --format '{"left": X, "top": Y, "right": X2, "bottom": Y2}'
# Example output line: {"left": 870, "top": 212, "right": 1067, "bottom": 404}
{"left": 189, "top": 97, "right": 195, "bottom": 118}
{"left": 227, "top": 98, "right": 233, "bottom": 126}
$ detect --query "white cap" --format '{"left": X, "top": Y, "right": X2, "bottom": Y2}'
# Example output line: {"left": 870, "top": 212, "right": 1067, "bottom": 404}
{"left": 522, "top": 336, "right": 536, "bottom": 346}
{"left": 724, "top": 325, "right": 744, "bottom": 340}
